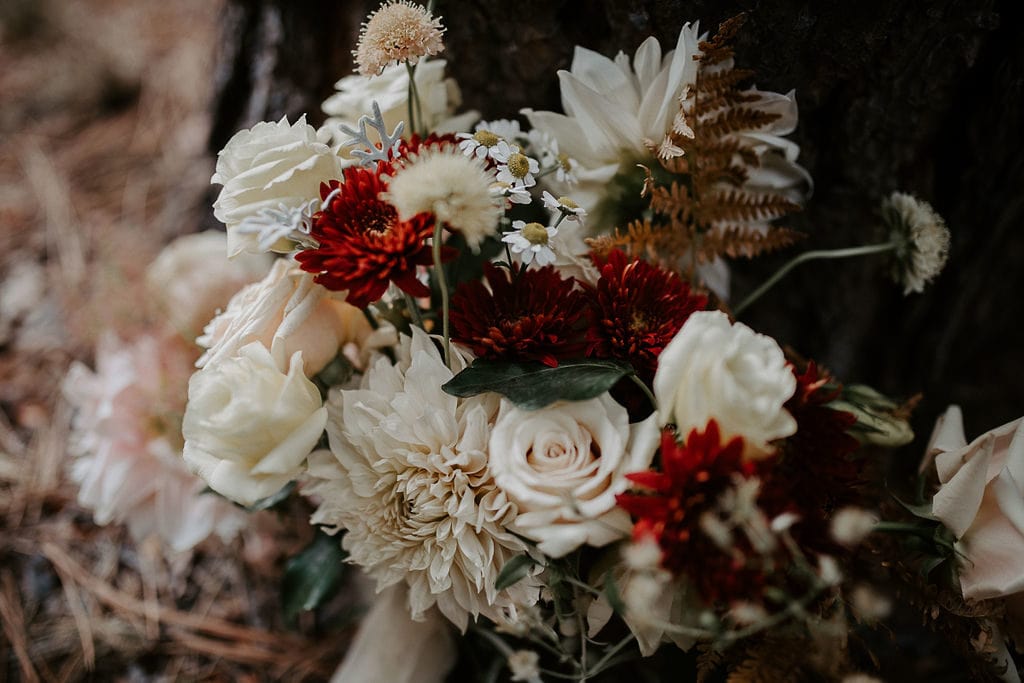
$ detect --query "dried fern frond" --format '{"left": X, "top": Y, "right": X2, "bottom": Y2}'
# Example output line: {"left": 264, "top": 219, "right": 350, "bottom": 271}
{"left": 697, "top": 226, "right": 804, "bottom": 261}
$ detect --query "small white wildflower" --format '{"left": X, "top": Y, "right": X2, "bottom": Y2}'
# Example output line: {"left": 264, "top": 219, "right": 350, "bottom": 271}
{"left": 541, "top": 190, "right": 587, "bottom": 224}
{"left": 622, "top": 533, "right": 663, "bottom": 571}
{"left": 502, "top": 220, "right": 557, "bottom": 266}
{"left": 818, "top": 555, "right": 842, "bottom": 586}
{"left": 728, "top": 601, "right": 769, "bottom": 626}
{"left": 483, "top": 118, "right": 524, "bottom": 142}
{"left": 385, "top": 148, "right": 501, "bottom": 250}
{"left": 882, "top": 191, "right": 951, "bottom": 294}
{"left": 494, "top": 182, "right": 532, "bottom": 205}
{"left": 528, "top": 130, "right": 578, "bottom": 185}
{"left": 507, "top": 650, "right": 540, "bottom": 682}
{"left": 850, "top": 584, "right": 892, "bottom": 622}
{"left": 830, "top": 507, "right": 878, "bottom": 547}
{"left": 354, "top": 0, "right": 445, "bottom": 77}
{"left": 770, "top": 511, "right": 800, "bottom": 533}
{"left": 457, "top": 127, "right": 504, "bottom": 160}
{"left": 493, "top": 141, "right": 539, "bottom": 188}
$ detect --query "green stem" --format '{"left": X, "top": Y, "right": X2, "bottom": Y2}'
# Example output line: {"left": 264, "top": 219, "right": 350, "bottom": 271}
{"left": 628, "top": 373, "right": 658, "bottom": 413}
{"left": 432, "top": 219, "right": 451, "bottom": 367}
{"left": 535, "top": 163, "right": 561, "bottom": 180}
{"left": 588, "top": 634, "right": 635, "bottom": 677}
{"left": 733, "top": 242, "right": 897, "bottom": 316}
{"left": 405, "top": 62, "right": 424, "bottom": 137}
{"left": 403, "top": 291, "right": 424, "bottom": 329}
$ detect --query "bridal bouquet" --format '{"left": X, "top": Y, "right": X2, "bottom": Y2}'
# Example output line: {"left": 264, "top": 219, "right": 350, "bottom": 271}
{"left": 64, "top": 3, "right": 1024, "bottom": 681}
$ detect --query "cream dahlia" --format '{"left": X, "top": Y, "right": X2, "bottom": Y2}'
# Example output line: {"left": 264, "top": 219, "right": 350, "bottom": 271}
{"left": 304, "top": 328, "right": 539, "bottom": 631}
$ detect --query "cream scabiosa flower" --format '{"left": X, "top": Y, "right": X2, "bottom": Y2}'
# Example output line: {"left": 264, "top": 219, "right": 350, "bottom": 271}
{"left": 212, "top": 115, "right": 342, "bottom": 257}
{"left": 304, "top": 329, "right": 539, "bottom": 631}
{"left": 354, "top": 0, "right": 445, "bottom": 77}
{"left": 882, "top": 192, "right": 951, "bottom": 294}
{"left": 653, "top": 311, "right": 796, "bottom": 459}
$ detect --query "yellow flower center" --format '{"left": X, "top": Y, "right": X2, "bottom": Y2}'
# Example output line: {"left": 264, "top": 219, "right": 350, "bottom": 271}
{"left": 521, "top": 222, "right": 549, "bottom": 246}
{"left": 557, "top": 153, "right": 573, "bottom": 172}
{"left": 507, "top": 153, "right": 531, "bottom": 179}
{"left": 557, "top": 196, "right": 579, "bottom": 210}
{"left": 473, "top": 130, "right": 500, "bottom": 147}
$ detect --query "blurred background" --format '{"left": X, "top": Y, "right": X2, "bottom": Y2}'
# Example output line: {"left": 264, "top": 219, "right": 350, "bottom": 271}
{"left": 1, "top": 0, "right": 1022, "bottom": 680}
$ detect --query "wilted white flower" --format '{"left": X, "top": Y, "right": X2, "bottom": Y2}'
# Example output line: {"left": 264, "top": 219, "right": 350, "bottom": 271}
{"left": 882, "top": 191, "right": 951, "bottom": 294}
{"left": 489, "top": 402, "right": 659, "bottom": 557}
{"left": 541, "top": 190, "right": 586, "bottom": 224}
{"left": 502, "top": 220, "right": 558, "bottom": 266}
{"left": 322, "top": 61, "right": 477, "bottom": 149}
{"left": 496, "top": 182, "right": 532, "bottom": 206}
{"left": 653, "top": 311, "right": 796, "bottom": 459}
{"left": 198, "top": 259, "right": 381, "bottom": 377}
{"left": 183, "top": 343, "right": 327, "bottom": 506}
{"left": 147, "top": 231, "right": 271, "bottom": 339}
{"left": 212, "top": 115, "right": 342, "bottom": 257}
{"left": 303, "top": 329, "right": 539, "bottom": 631}
{"left": 830, "top": 507, "right": 878, "bottom": 547}
{"left": 354, "top": 0, "right": 445, "bottom": 77}
{"left": 64, "top": 334, "right": 245, "bottom": 551}
{"left": 386, "top": 148, "right": 501, "bottom": 250}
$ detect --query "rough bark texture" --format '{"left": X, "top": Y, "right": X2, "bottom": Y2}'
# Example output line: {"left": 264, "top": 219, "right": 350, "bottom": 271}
{"left": 209, "top": 0, "right": 1024, "bottom": 448}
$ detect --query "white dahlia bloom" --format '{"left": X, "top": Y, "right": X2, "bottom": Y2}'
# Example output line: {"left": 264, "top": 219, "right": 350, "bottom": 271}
{"left": 653, "top": 311, "right": 796, "bottom": 459}
{"left": 321, "top": 60, "right": 477, "bottom": 151}
{"left": 212, "top": 115, "right": 342, "bottom": 257}
{"left": 304, "top": 329, "right": 539, "bottom": 631}
{"left": 63, "top": 334, "right": 245, "bottom": 552}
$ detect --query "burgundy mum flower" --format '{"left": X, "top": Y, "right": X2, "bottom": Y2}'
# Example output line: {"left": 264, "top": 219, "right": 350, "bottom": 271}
{"left": 617, "top": 422, "right": 772, "bottom": 604}
{"left": 584, "top": 250, "right": 706, "bottom": 381}
{"left": 450, "top": 263, "right": 586, "bottom": 367}
{"left": 295, "top": 163, "right": 435, "bottom": 308}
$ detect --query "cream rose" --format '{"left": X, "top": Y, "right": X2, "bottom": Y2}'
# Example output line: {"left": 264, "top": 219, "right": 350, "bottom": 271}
{"left": 198, "top": 259, "right": 384, "bottom": 377}
{"left": 927, "top": 405, "right": 1024, "bottom": 602}
{"left": 653, "top": 310, "right": 796, "bottom": 458}
{"left": 212, "top": 115, "right": 342, "bottom": 256}
{"left": 488, "top": 398, "right": 660, "bottom": 557}
{"left": 147, "top": 231, "right": 272, "bottom": 339}
{"left": 182, "top": 342, "right": 326, "bottom": 506}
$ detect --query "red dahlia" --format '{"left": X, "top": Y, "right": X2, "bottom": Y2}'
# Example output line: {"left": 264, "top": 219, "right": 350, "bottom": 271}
{"left": 616, "top": 422, "right": 773, "bottom": 604}
{"left": 450, "top": 263, "right": 586, "bottom": 367}
{"left": 584, "top": 250, "right": 706, "bottom": 381}
{"left": 294, "top": 163, "right": 435, "bottom": 308}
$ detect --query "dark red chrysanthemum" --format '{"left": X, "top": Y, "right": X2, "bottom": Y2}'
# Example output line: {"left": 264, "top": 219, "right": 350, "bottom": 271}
{"left": 395, "top": 132, "right": 460, "bottom": 158}
{"left": 760, "top": 362, "right": 864, "bottom": 553}
{"left": 616, "top": 422, "right": 774, "bottom": 604}
{"left": 294, "top": 163, "right": 435, "bottom": 308}
{"left": 584, "top": 250, "right": 706, "bottom": 381}
{"left": 450, "top": 263, "right": 586, "bottom": 366}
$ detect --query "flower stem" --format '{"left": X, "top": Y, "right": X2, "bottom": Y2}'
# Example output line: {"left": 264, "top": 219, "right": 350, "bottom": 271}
{"left": 627, "top": 373, "right": 658, "bottom": 413}
{"left": 432, "top": 219, "right": 451, "bottom": 367}
{"left": 733, "top": 242, "right": 896, "bottom": 316}
{"left": 405, "top": 62, "right": 424, "bottom": 137}
{"left": 403, "top": 291, "right": 424, "bottom": 329}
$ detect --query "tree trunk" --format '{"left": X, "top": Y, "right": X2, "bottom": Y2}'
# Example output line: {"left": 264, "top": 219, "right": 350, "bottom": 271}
{"left": 208, "top": 0, "right": 1024, "bottom": 444}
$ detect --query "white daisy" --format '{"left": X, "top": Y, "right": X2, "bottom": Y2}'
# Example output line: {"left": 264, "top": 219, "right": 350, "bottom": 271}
{"left": 541, "top": 191, "right": 586, "bottom": 224}
{"left": 492, "top": 141, "right": 540, "bottom": 188}
{"left": 502, "top": 220, "right": 558, "bottom": 266}
{"left": 494, "top": 182, "right": 532, "bottom": 206}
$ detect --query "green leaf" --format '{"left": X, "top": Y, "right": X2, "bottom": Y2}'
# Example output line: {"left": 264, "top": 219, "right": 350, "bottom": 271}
{"left": 282, "top": 530, "right": 347, "bottom": 624}
{"left": 442, "top": 358, "right": 635, "bottom": 410}
{"left": 603, "top": 572, "right": 626, "bottom": 615}
{"left": 494, "top": 554, "right": 538, "bottom": 591}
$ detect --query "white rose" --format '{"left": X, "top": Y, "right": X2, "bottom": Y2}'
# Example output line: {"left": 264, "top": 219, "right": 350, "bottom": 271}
{"left": 212, "top": 115, "right": 342, "bottom": 256}
{"left": 147, "top": 230, "right": 272, "bottom": 339}
{"left": 198, "top": 259, "right": 385, "bottom": 376}
{"left": 653, "top": 310, "right": 796, "bottom": 459}
{"left": 488, "top": 398, "right": 660, "bottom": 557}
{"left": 183, "top": 342, "right": 326, "bottom": 506}
{"left": 320, "top": 60, "right": 477, "bottom": 152}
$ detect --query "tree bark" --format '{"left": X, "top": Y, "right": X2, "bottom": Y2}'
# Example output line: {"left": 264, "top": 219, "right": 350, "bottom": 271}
{"left": 209, "top": 0, "right": 1024, "bottom": 444}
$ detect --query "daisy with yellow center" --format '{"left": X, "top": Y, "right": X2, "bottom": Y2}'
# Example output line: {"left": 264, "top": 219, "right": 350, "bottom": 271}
{"left": 542, "top": 190, "right": 587, "bottom": 225}
{"left": 493, "top": 141, "right": 540, "bottom": 188}
{"left": 502, "top": 220, "right": 558, "bottom": 266}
